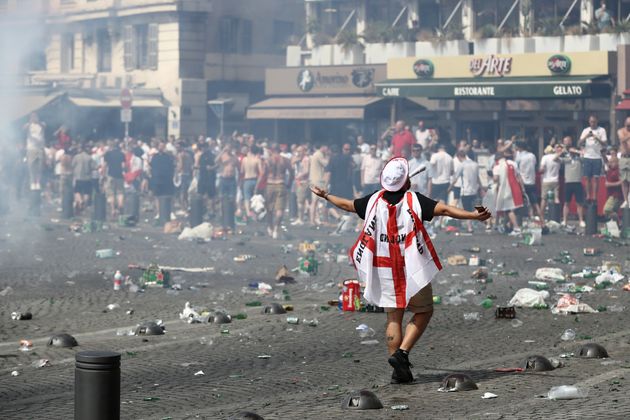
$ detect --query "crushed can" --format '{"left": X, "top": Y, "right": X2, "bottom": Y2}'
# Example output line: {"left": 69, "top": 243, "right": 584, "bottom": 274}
{"left": 299, "top": 252, "right": 318, "bottom": 275}
{"left": 583, "top": 247, "right": 598, "bottom": 256}
{"left": 342, "top": 280, "right": 362, "bottom": 312}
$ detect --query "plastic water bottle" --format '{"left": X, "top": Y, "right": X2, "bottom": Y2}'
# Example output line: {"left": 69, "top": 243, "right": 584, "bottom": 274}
{"left": 547, "top": 385, "right": 587, "bottom": 400}
{"left": 113, "top": 270, "right": 122, "bottom": 291}
{"left": 356, "top": 324, "right": 375, "bottom": 338}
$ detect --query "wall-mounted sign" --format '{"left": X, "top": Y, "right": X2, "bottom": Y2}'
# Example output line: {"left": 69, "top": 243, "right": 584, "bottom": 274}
{"left": 469, "top": 55, "right": 513, "bottom": 77}
{"left": 266, "top": 65, "right": 386, "bottom": 95}
{"left": 413, "top": 59, "right": 434, "bottom": 78}
{"left": 547, "top": 54, "right": 572, "bottom": 74}
{"left": 387, "top": 51, "right": 611, "bottom": 79}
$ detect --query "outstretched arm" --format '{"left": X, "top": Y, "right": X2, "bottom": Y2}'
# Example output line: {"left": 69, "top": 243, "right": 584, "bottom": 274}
{"left": 310, "top": 185, "right": 356, "bottom": 213}
{"left": 434, "top": 202, "right": 491, "bottom": 221}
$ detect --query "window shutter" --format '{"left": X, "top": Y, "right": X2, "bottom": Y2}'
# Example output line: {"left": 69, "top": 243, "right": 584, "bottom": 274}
{"left": 148, "top": 23, "right": 158, "bottom": 70}
{"left": 123, "top": 25, "right": 134, "bottom": 70}
{"left": 241, "top": 20, "right": 252, "bottom": 54}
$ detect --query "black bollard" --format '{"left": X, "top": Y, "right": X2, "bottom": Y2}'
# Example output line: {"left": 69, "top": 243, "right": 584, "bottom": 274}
{"left": 75, "top": 351, "right": 120, "bottom": 420}
{"left": 29, "top": 189, "right": 41, "bottom": 217}
{"left": 190, "top": 195, "right": 204, "bottom": 227}
{"left": 158, "top": 196, "right": 172, "bottom": 224}
{"left": 585, "top": 202, "right": 598, "bottom": 235}
{"left": 93, "top": 192, "right": 107, "bottom": 221}
{"left": 550, "top": 203, "right": 561, "bottom": 223}
{"left": 623, "top": 207, "right": 630, "bottom": 238}
{"left": 124, "top": 191, "right": 140, "bottom": 222}
{"left": 62, "top": 186, "right": 74, "bottom": 219}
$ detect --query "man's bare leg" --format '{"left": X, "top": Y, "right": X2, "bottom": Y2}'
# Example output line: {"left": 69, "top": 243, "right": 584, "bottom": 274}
{"left": 385, "top": 310, "right": 404, "bottom": 355}
{"left": 400, "top": 310, "right": 433, "bottom": 352}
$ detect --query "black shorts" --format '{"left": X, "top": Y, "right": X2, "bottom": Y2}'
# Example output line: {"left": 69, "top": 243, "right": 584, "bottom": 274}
{"left": 524, "top": 184, "right": 539, "bottom": 205}
{"left": 74, "top": 180, "right": 92, "bottom": 196}
{"left": 452, "top": 187, "right": 461, "bottom": 200}
{"left": 432, "top": 183, "right": 449, "bottom": 203}
{"left": 564, "top": 182, "right": 584, "bottom": 205}
{"left": 153, "top": 183, "right": 175, "bottom": 197}
{"left": 461, "top": 195, "right": 477, "bottom": 212}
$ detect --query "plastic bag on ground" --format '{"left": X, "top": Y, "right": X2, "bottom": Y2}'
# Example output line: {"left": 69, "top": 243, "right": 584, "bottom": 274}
{"left": 595, "top": 270, "right": 625, "bottom": 285}
{"left": 535, "top": 267, "right": 565, "bottom": 282}
{"left": 551, "top": 294, "right": 598, "bottom": 314}
{"left": 547, "top": 385, "right": 588, "bottom": 400}
{"left": 178, "top": 222, "right": 214, "bottom": 241}
{"left": 508, "top": 288, "right": 549, "bottom": 307}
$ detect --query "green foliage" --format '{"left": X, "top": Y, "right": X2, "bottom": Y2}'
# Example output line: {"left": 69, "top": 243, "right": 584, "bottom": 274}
{"left": 335, "top": 30, "right": 363, "bottom": 51}
{"left": 535, "top": 18, "right": 563, "bottom": 36}
{"left": 476, "top": 24, "right": 498, "bottom": 39}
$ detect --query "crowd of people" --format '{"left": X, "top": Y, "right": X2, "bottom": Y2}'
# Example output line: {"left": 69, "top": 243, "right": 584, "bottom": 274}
{"left": 2, "top": 112, "right": 628, "bottom": 238}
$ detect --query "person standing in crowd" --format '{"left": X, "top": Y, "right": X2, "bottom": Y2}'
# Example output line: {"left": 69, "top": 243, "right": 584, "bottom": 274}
{"left": 24, "top": 112, "right": 46, "bottom": 190}
{"left": 215, "top": 143, "right": 239, "bottom": 237}
{"left": 595, "top": 1, "right": 615, "bottom": 31}
{"left": 103, "top": 140, "right": 126, "bottom": 219}
{"left": 429, "top": 143, "right": 453, "bottom": 205}
{"left": 376, "top": 139, "right": 392, "bottom": 162}
{"left": 361, "top": 144, "right": 384, "bottom": 194}
{"left": 326, "top": 143, "right": 355, "bottom": 220}
{"left": 54, "top": 125, "right": 72, "bottom": 151}
{"left": 559, "top": 137, "right": 586, "bottom": 228}
{"left": 616, "top": 116, "right": 630, "bottom": 208}
{"left": 604, "top": 151, "right": 623, "bottom": 220}
{"left": 196, "top": 140, "right": 217, "bottom": 220}
{"left": 241, "top": 145, "right": 263, "bottom": 222}
{"left": 408, "top": 144, "right": 430, "bottom": 195}
{"left": 493, "top": 151, "right": 523, "bottom": 235}
{"left": 309, "top": 158, "right": 491, "bottom": 384}
{"left": 579, "top": 115, "right": 607, "bottom": 203}
{"left": 449, "top": 149, "right": 482, "bottom": 233}
{"left": 514, "top": 141, "right": 545, "bottom": 225}
{"left": 150, "top": 141, "right": 175, "bottom": 222}
{"left": 356, "top": 135, "right": 370, "bottom": 154}
{"left": 72, "top": 143, "right": 94, "bottom": 214}
{"left": 262, "top": 143, "right": 293, "bottom": 239}
{"left": 414, "top": 120, "right": 434, "bottom": 150}
{"left": 451, "top": 145, "right": 469, "bottom": 207}
{"left": 291, "top": 145, "right": 310, "bottom": 226}
{"left": 539, "top": 143, "right": 562, "bottom": 219}
{"left": 386, "top": 120, "right": 415, "bottom": 158}
{"left": 309, "top": 144, "right": 329, "bottom": 226}
{"left": 176, "top": 141, "right": 194, "bottom": 212}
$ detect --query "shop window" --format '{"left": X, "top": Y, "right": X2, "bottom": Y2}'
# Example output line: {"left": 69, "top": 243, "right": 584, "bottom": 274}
{"left": 60, "top": 33, "right": 75, "bottom": 73}
{"left": 614, "top": 0, "right": 630, "bottom": 24}
{"left": 533, "top": 0, "right": 579, "bottom": 34}
{"left": 473, "top": 0, "right": 519, "bottom": 35}
{"left": 97, "top": 29, "right": 111, "bottom": 72}
{"left": 418, "top": 0, "right": 463, "bottom": 37}
{"left": 124, "top": 23, "right": 158, "bottom": 70}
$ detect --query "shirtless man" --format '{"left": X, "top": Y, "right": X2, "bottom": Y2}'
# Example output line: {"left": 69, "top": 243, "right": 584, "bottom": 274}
{"left": 616, "top": 116, "right": 630, "bottom": 208}
{"left": 262, "top": 143, "right": 294, "bottom": 239}
{"left": 240, "top": 145, "right": 263, "bottom": 221}
{"left": 215, "top": 143, "right": 240, "bottom": 236}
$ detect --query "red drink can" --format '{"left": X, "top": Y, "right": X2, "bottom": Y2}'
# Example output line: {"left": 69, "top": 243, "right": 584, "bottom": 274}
{"left": 342, "top": 280, "right": 361, "bottom": 311}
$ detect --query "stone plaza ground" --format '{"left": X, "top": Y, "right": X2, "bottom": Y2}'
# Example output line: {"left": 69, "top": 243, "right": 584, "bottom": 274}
{"left": 1, "top": 205, "right": 629, "bottom": 419}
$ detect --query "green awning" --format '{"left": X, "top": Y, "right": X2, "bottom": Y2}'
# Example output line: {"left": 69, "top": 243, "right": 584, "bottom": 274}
{"left": 376, "top": 76, "right": 610, "bottom": 99}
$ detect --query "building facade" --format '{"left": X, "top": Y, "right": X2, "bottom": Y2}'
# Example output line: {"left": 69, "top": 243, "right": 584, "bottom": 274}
{"left": 2, "top": 0, "right": 304, "bottom": 140}
{"left": 261, "top": 0, "right": 630, "bottom": 149}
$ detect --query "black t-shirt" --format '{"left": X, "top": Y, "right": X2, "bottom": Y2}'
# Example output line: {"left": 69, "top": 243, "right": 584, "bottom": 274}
{"left": 353, "top": 190, "right": 437, "bottom": 221}
{"left": 150, "top": 152, "right": 175, "bottom": 185}
{"left": 104, "top": 149, "right": 125, "bottom": 179}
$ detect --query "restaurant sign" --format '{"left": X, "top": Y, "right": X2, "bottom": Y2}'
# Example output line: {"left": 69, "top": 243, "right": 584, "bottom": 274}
{"left": 266, "top": 65, "right": 386, "bottom": 95}
{"left": 469, "top": 55, "right": 513, "bottom": 77}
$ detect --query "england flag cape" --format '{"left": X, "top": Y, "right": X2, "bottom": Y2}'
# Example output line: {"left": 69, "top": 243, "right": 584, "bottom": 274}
{"left": 350, "top": 190, "right": 442, "bottom": 308}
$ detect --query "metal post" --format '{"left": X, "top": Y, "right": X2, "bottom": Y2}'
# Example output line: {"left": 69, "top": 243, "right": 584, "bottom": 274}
{"left": 124, "top": 191, "right": 140, "bottom": 222}
{"left": 93, "top": 192, "right": 107, "bottom": 222}
{"left": 551, "top": 203, "right": 561, "bottom": 223}
{"left": 75, "top": 351, "right": 120, "bottom": 420}
{"left": 622, "top": 207, "right": 630, "bottom": 238}
{"left": 585, "top": 202, "right": 598, "bottom": 235}
{"left": 158, "top": 195, "right": 172, "bottom": 225}
{"left": 190, "top": 195, "right": 204, "bottom": 227}
{"left": 62, "top": 183, "right": 74, "bottom": 219}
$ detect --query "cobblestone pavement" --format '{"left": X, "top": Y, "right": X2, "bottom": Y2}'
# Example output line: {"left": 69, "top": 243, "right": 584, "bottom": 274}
{"left": 0, "top": 205, "right": 629, "bottom": 419}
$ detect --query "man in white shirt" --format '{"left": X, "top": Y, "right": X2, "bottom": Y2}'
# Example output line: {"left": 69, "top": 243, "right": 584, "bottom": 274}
{"left": 408, "top": 144, "right": 430, "bottom": 195}
{"left": 415, "top": 120, "right": 432, "bottom": 150}
{"left": 360, "top": 145, "right": 383, "bottom": 194}
{"left": 429, "top": 144, "right": 453, "bottom": 204}
{"left": 356, "top": 135, "right": 370, "bottom": 155}
{"left": 449, "top": 149, "right": 482, "bottom": 232}
{"left": 539, "top": 144, "right": 562, "bottom": 218}
{"left": 514, "top": 141, "right": 544, "bottom": 225}
{"left": 579, "top": 115, "right": 607, "bottom": 202}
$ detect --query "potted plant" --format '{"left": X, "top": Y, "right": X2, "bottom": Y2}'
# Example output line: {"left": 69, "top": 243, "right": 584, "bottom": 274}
{"left": 417, "top": 23, "right": 469, "bottom": 57}
{"left": 599, "top": 20, "right": 630, "bottom": 51}
{"left": 563, "top": 22, "right": 599, "bottom": 52}
{"left": 362, "top": 21, "right": 415, "bottom": 64}
{"left": 333, "top": 30, "right": 365, "bottom": 65}
{"left": 532, "top": 17, "right": 564, "bottom": 52}
{"left": 474, "top": 24, "right": 502, "bottom": 54}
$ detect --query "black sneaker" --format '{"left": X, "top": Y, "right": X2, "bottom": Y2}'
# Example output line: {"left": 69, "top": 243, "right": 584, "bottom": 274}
{"left": 388, "top": 350, "right": 413, "bottom": 384}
